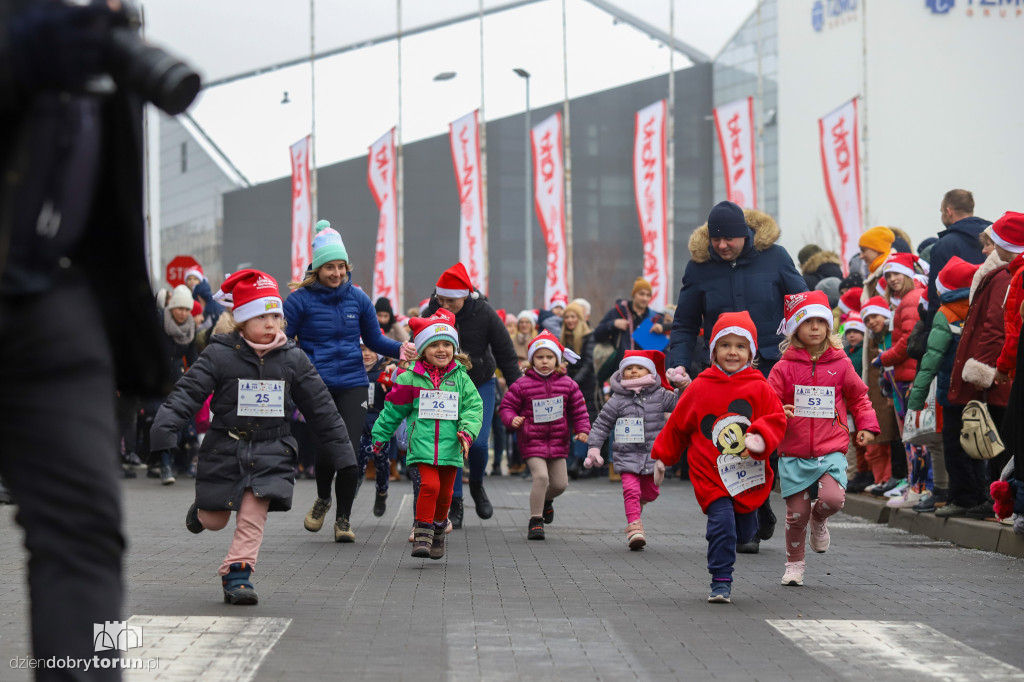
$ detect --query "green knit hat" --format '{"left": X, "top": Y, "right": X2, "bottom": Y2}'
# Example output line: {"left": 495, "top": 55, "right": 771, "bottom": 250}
{"left": 311, "top": 220, "right": 349, "bottom": 270}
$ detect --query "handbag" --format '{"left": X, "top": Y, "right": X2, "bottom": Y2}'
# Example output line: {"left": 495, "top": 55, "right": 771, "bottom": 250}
{"left": 902, "top": 379, "right": 942, "bottom": 447}
{"left": 960, "top": 397, "right": 1005, "bottom": 460}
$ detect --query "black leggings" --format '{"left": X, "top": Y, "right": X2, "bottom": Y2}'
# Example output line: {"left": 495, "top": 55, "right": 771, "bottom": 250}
{"left": 315, "top": 387, "right": 366, "bottom": 519}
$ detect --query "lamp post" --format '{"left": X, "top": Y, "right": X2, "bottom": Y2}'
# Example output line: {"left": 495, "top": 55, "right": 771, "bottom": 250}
{"left": 513, "top": 67, "right": 532, "bottom": 309}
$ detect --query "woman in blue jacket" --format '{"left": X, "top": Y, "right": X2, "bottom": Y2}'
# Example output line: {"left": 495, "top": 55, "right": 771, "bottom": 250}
{"left": 284, "top": 220, "right": 415, "bottom": 542}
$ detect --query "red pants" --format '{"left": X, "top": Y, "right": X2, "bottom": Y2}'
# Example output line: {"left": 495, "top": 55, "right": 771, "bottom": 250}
{"left": 416, "top": 464, "right": 458, "bottom": 524}
{"left": 864, "top": 442, "right": 893, "bottom": 484}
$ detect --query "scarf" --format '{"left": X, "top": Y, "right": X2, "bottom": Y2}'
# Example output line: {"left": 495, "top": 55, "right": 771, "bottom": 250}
{"left": 424, "top": 361, "right": 454, "bottom": 388}
{"left": 242, "top": 329, "right": 288, "bottom": 357}
{"left": 621, "top": 374, "right": 657, "bottom": 393}
{"left": 163, "top": 308, "right": 195, "bottom": 346}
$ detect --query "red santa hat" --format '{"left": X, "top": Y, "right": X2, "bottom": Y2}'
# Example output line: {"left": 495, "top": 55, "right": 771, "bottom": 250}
{"left": 844, "top": 312, "right": 866, "bottom": 334}
{"left": 838, "top": 287, "right": 863, "bottom": 314}
{"left": 184, "top": 264, "right": 205, "bottom": 283}
{"left": 936, "top": 256, "right": 981, "bottom": 296}
{"left": 527, "top": 330, "right": 579, "bottom": 365}
{"left": 435, "top": 262, "right": 474, "bottom": 298}
{"left": 860, "top": 295, "right": 892, "bottom": 321}
{"left": 409, "top": 308, "right": 459, "bottom": 354}
{"left": 219, "top": 269, "right": 282, "bottom": 323}
{"left": 418, "top": 298, "right": 430, "bottom": 314}
{"left": 779, "top": 290, "right": 834, "bottom": 337}
{"left": 991, "top": 211, "right": 1024, "bottom": 254}
{"left": 548, "top": 293, "right": 569, "bottom": 310}
{"left": 880, "top": 252, "right": 928, "bottom": 279}
{"left": 710, "top": 311, "right": 758, "bottom": 358}
{"left": 619, "top": 350, "right": 672, "bottom": 390}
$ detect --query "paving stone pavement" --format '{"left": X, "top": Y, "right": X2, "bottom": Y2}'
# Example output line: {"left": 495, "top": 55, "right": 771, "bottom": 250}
{"left": 2, "top": 470, "right": 1024, "bottom": 681}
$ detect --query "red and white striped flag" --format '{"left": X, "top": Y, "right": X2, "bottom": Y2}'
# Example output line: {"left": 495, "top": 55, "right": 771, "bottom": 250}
{"left": 368, "top": 128, "right": 399, "bottom": 309}
{"left": 633, "top": 100, "right": 669, "bottom": 311}
{"left": 449, "top": 110, "right": 487, "bottom": 295}
{"left": 289, "top": 136, "right": 312, "bottom": 283}
{"left": 531, "top": 112, "right": 568, "bottom": 307}
{"left": 819, "top": 97, "right": 862, "bottom": 271}
{"left": 713, "top": 97, "right": 757, "bottom": 209}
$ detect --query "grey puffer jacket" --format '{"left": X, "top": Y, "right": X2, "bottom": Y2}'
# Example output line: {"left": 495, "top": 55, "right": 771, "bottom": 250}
{"left": 151, "top": 331, "right": 355, "bottom": 512}
{"left": 588, "top": 371, "right": 679, "bottom": 475}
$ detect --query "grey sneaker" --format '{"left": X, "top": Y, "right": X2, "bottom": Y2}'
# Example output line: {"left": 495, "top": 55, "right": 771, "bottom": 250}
{"left": 304, "top": 497, "right": 332, "bottom": 532}
{"left": 935, "top": 501, "right": 969, "bottom": 518}
{"left": 160, "top": 465, "right": 175, "bottom": 485}
{"left": 334, "top": 516, "right": 356, "bottom": 543}
{"left": 708, "top": 582, "right": 732, "bottom": 603}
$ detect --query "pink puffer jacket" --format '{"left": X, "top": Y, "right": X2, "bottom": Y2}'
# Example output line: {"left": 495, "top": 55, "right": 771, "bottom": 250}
{"left": 767, "top": 346, "right": 879, "bottom": 459}
{"left": 499, "top": 368, "right": 590, "bottom": 459}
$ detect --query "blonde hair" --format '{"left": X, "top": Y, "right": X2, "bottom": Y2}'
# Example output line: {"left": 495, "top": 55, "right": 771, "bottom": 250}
{"left": 417, "top": 344, "right": 473, "bottom": 370}
{"left": 213, "top": 309, "right": 236, "bottom": 335}
{"left": 779, "top": 322, "right": 844, "bottom": 359}
{"left": 883, "top": 271, "right": 917, "bottom": 302}
{"left": 560, "top": 302, "right": 592, "bottom": 354}
{"left": 288, "top": 262, "right": 353, "bottom": 291}
{"left": 231, "top": 314, "right": 287, "bottom": 335}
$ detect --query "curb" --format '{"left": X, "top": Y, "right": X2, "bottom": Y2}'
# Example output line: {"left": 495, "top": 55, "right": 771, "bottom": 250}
{"left": 841, "top": 492, "right": 1024, "bottom": 559}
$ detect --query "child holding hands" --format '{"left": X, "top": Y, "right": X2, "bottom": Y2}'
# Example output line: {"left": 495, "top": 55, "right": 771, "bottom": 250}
{"left": 371, "top": 309, "right": 483, "bottom": 559}
{"left": 652, "top": 312, "right": 786, "bottom": 604}
{"left": 584, "top": 350, "right": 679, "bottom": 550}
{"left": 768, "top": 291, "right": 879, "bottom": 586}
{"left": 499, "top": 331, "right": 590, "bottom": 540}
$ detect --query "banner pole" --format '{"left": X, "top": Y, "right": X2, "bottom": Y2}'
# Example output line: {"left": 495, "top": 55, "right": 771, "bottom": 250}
{"left": 666, "top": 0, "right": 675, "bottom": 301}
{"left": 309, "top": 0, "right": 318, "bottom": 223}
{"left": 561, "top": 0, "right": 573, "bottom": 296}
{"left": 396, "top": 0, "right": 405, "bottom": 311}
{"left": 478, "top": 0, "right": 489, "bottom": 295}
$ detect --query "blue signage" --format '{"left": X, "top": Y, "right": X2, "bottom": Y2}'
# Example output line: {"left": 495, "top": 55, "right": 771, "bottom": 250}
{"left": 812, "top": 1, "right": 825, "bottom": 30}
{"left": 927, "top": 0, "right": 955, "bottom": 13}
{"left": 812, "top": 0, "right": 858, "bottom": 32}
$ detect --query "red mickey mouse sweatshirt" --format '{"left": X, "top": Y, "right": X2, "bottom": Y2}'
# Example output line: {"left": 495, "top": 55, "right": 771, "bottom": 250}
{"left": 652, "top": 365, "right": 787, "bottom": 514}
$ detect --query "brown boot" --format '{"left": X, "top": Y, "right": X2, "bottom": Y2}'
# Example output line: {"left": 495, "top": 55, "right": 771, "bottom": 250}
{"left": 429, "top": 522, "right": 446, "bottom": 560}
{"left": 365, "top": 464, "right": 375, "bottom": 480}
{"left": 389, "top": 460, "right": 400, "bottom": 482}
{"left": 625, "top": 520, "right": 646, "bottom": 550}
{"left": 411, "top": 521, "right": 433, "bottom": 558}
{"left": 609, "top": 462, "right": 621, "bottom": 483}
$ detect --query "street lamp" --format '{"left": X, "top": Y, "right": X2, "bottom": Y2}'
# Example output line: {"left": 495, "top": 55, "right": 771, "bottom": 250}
{"left": 433, "top": 71, "right": 457, "bottom": 81}
{"left": 513, "top": 67, "right": 532, "bottom": 309}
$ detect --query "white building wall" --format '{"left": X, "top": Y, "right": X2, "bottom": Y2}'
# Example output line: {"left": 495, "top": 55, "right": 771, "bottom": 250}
{"left": 777, "top": 1, "right": 1024, "bottom": 259}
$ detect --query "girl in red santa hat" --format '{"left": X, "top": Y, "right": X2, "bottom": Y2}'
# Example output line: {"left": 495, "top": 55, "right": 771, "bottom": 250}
{"left": 150, "top": 269, "right": 357, "bottom": 605}
{"left": 583, "top": 349, "right": 679, "bottom": 550}
{"left": 767, "top": 291, "right": 879, "bottom": 587}
{"left": 498, "top": 331, "right": 590, "bottom": 540}
{"left": 652, "top": 311, "right": 787, "bottom": 604}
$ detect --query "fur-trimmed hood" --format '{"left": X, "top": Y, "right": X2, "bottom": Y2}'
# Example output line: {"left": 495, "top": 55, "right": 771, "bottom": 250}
{"left": 687, "top": 209, "right": 781, "bottom": 263}
{"left": 800, "top": 250, "right": 842, "bottom": 275}
{"left": 970, "top": 250, "right": 1007, "bottom": 304}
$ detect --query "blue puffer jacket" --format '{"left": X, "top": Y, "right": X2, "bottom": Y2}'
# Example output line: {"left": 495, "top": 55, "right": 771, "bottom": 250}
{"left": 284, "top": 279, "right": 402, "bottom": 391}
{"left": 667, "top": 209, "right": 806, "bottom": 372}
{"left": 192, "top": 279, "right": 225, "bottom": 327}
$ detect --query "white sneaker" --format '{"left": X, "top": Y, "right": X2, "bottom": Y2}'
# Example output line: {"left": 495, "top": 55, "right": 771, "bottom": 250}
{"left": 809, "top": 516, "right": 830, "bottom": 553}
{"left": 781, "top": 561, "right": 805, "bottom": 586}
{"left": 884, "top": 479, "right": 910, "bottom": 497}
{"left": 886, "top": 488, "right": 924, "bottom": 508}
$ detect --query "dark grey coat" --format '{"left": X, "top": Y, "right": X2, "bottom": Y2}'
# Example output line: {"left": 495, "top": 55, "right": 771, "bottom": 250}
{"left": 588, "top": 371, "right": 679, "bottom": 475}
{"left": 151, "top": 332, "right": 355, "bottom": 512}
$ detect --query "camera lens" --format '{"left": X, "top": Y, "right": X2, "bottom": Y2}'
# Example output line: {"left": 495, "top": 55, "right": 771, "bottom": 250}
{"left": 106, "top": 27, "right": 201, "bottom": 115}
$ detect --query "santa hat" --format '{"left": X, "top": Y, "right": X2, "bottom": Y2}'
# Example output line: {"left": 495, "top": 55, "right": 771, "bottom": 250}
{"left": 619, "top": 349, "right": 672, "bottom": 390}
{"left": 168, "top": 284, "right": 194, "bottom": 310}
{"left": 844, "top": 312, "right": 866, "bottom": 334}
{"left": 548, "top": 293, "right": 569, "bottom": 310}
{"left": 219, "top": 269, "right": 283, "bottom": 323}
{"left": 838, "top": 287, "right": 863, "bottom": 314}
{"left": 190, "top": 300, "right": 203, "bottom": 318}
{"left": 936, "top": 256, "right": 981, "bottom": 296}
{"left": 527, "top": 330, "right": 579, "bottom": 365}
{"left": 860, "top": 295, "right": 892, "bottom": 321}
{"left": 495, "top": 308, "right": 506, "bottom": 322}
{"left": 880, "top": 252, "right": 928, "bottom": 279}
{"left": 779, "top": 290, "right": 834, "bottom": 337}
{"left": 435, "top": 262, "right": 475, "bottom": 299}
{"left": 311, "top": 220, "right": 349, "bottom": 270}
{"left": 409, "top": 308, "right": 459, "bottom": 354}
{"left": 710, "top": 311, "right": 758, "bottom": 358}
{"left": 991, "top": 211, "right": 1024, "bottom": 254}
{"left": 418, "top": 298, "right": 430, "bottom": 315}
{"left": 184, "top": 264, "right": 205, "bottom": 283}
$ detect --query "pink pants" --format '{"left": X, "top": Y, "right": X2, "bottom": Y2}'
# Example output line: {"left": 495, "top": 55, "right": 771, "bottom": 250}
{"left": 197, "top": 489, "right": 271, "bottom": 576}
{"left": 621, "top": 472, "right": 660, "bottom": 524}
{"left": 784, "top": 474, "right": 845, "bottom": 563}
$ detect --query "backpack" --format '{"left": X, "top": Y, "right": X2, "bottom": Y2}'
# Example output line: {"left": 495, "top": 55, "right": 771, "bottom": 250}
{"left": 905, "top": 303, "right": 929, "bottom": 361}
{"left": 960, "top": 399, "right": 1005, "bottom": 460}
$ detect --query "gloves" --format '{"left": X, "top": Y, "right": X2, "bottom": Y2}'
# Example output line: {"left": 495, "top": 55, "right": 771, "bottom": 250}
{"left": 871, "top": 355, "right": 882, "bottom": 368}
{"left": 371, "top": 441, "right": 385, "bottom": 456}
{"left": 744, "top": 433, "right": 765, "bottom": 454}
{"left": 584, "top": 448, "right": 604, "bottom": 469}
{"left": 8, "top": 3, "right": 111, "bottom": 93}
{"left": 653, "top": 460, "right": 666, "bottom": 487}
{"left": 666, "top": 366, "right": 691, "bottom": 388}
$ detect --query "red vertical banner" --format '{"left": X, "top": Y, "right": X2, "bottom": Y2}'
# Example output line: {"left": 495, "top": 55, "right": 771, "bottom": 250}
{"left": 368, "top": 128, "right": 399, "bottom": 309}
{"left": 819, "top": 98, "right": 862, "bottom": 272}
{"left": 633, "top": 100, "right": 669, "bottom": 311}
{"left": 289, "top": 136, "right": 312, "bottom": 283}
{"left": 449, "top": 110, "right": 488, "bottom": 295}
{"left": 712, "top": 96, "right": 757, "bottom": 209}
{"left": 531, "top": 112, "right": 568, "bottom": 306}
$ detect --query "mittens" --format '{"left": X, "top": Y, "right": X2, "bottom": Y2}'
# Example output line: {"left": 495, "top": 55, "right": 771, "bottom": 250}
{"left": 744, "top": 433, "right": 765, "bottom": 454}
{"left": 653, "top": 460, "right": 666, "bottom": 487}
{"left": 584, "top": 448, "right": 604, "bottom": 469}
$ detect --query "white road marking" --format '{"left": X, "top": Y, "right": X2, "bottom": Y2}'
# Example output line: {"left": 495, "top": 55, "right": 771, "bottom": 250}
{"left": 124, "top": 615, "right": 290, "bottom": 681}
{"left": 768, "top": 619, "right": 1024, "bottom": 682}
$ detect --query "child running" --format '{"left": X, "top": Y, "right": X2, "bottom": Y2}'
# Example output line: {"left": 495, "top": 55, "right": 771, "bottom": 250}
{"left": 652, "top": 311, "right": 786, "bottom": 604}
{"left": 499, "top": 331, "right": 590, "bottom": 540}
{"left": 584, "top": 350, "right": 679, "bottom": 550}
{"left": 767, "top": 291, "right": 879, "bottom": 587}
{"left": 150, "top": 269, "right": 357, "bottom": 605}
{"left": 371, "top": 309, "right": 483, "bottom": 559}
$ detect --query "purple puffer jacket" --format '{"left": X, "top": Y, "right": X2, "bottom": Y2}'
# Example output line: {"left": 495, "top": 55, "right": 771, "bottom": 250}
{"left": 499, "top": 368, "right": 590, "bottom": 459}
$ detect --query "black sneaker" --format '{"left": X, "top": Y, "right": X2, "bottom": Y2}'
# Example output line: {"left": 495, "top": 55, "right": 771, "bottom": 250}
{"left": 527, "top": 517, "right": 545, "bottom": 540}
{"left": 185, "top": 502, "right": 204, "bottom": 534}
{"left": 846, "top": 471, "right": 874, "bottom": 494}
{"left": 736, "top": 538, "right": 760, "bottom": 554}
{"left": 542, "top": 500, "right": 554, "bottom": 524}
{"left": 757, "top": 502, "right": 776, "bottom": 541}
{"left": 373, "top": 491, "right": 387, "bottom": 518}
{"left": 965, "top": 501, "right": 995, "bottom": 520}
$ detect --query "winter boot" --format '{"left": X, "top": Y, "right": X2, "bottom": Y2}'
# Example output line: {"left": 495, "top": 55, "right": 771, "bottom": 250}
{"left": 625, "top": 520, "right": 646, "bottom": 550}
{"left": 389, "top": 461, "right": 400, "bottom": 482}
{"left": 543, "top": 500, "right": 555, "bottom": 524}
{"left": 304, "top": 497, "right": 332, "bottom": 532}
{"left": 449, "top": 497, "right": 464, "bottom": 529}
{"left": 608, "top": 462, "right": 621, "bottom": 483}
{"left": 185, "top": 502, "right": 204, "bottom": 534}
{"left": 757, "top": 499, "right": 777, "bottom": 541}
{"left": 429, "top": 521, "right": 447, "bottom": 560}
{"left": 469, "top": 481, "right": 494, "bottom": 519}
{"left": 334, "top": 515, "right": 355, "bottom": 543}
{"left": 527, "top": 516, "right": 545, "bottom": 540}
{"left": 373, "top": 491, "right": 388, "bottom": 518}
{"left": 411, "top": 521, "right": 433, "bottom": 558}
{"left": 160, "top": 465, "right": 175, "bottom": 485}
{"left": 222, "top": 562, "right": 258, "bottom": 605}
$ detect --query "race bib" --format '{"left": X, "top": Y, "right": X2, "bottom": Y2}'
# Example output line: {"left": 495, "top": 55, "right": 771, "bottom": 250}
{"left": 717, "top": 454, "right": 766, "bottom": 496}
{"left": 614, "top": 417, "right": 645, "bottom": 443}
{"left": 794, "top": 385, "right": 835, "bottom": 418}
{"left": 419, "top": 390, "right": 458, "bottom": 420}
{"left": 237, "top": 379, "right": 285, "bottom": 417}
{"left": 367, "top": 383, "right": 376, "bottom": 405}
{"left": 532, "top": 397, "right": 564, "bottom": 423}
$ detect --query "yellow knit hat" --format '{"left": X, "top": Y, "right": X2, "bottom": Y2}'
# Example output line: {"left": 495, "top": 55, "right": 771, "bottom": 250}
{"left": 632, "top": 277, "right": 653, "bottom": 297}
{"left": 858, "top": 226, "right": 895, "bottom": 254}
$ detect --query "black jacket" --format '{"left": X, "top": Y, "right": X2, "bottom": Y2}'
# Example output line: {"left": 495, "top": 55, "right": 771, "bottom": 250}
{"left": 565, "top": 331, "right": 597, "bottom": 418}
{"left": 427, "top": 292, "right": 522, "bottom": 387}
{"left": 924, "top": 216, "right": 991, "bottom": 326}
{"left": 593, "top": 300, "right": 664, "bottom": 361}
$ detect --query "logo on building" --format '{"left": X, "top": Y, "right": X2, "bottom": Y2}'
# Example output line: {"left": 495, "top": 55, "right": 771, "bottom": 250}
{"left": 926, "top": 0, "right": 1023, "bottom": 18}
{"left": 812, "top": 0, "right": 859, "bottom": 32}
{"left": 94, "top": 622, "right": 144, "bottom": 652}
{"left": 926, "top": 0, "right": 955, "bottom": 13}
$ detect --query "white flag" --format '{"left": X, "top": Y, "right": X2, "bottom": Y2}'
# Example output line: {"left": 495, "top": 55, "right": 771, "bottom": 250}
{"left": 368, "top": 128, "right": 399, "bottom": 309}
{"left": 289, "top": 136, "right": 312, "bottom": 283}
{"left": 449, "top": 111, "right": 487, "bottom": 295}
{"left": 713, "top": 97, "right": 757, "bottom": 209}
{"left": 633, "top": 100, "right": 669, "bottom": 311}
{"left": 531, "top": 112, "right": 568, "bottom": 307}
{"left": 819, "top": 98, "right": 862, "bottom": 271}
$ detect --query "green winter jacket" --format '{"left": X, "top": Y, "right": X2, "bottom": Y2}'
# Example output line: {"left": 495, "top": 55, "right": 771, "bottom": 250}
{"left": 371, "top": 360, "right": 483, "bottom": 467}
